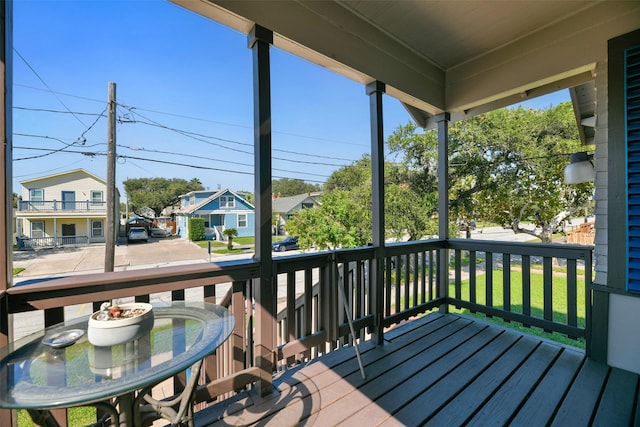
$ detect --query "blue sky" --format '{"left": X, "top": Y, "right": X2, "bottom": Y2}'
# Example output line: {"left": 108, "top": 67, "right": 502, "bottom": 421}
{"left": 12, "top": 0, "right": 569, "bottom": 196}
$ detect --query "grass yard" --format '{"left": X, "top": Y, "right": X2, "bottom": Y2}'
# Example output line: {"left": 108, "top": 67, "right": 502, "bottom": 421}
{"left": 450, "top": 269, "right": 586, "bottom": 348}
{"left": 389, "top": 267, "right": 587, "bottom": 349}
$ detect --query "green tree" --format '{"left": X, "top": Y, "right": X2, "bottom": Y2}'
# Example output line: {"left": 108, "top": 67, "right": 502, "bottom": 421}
{"left": 124, "top": 177, "right": 204, "bottom": 218}
{"left": 288, "top": 155, "right": 438, "bottom": 247}
{"left": 286, "top": 189, "right": 371, "bottom": 250}
{"left": 223, "top": 227, "right": 238, "bottom": 250}
{"left": 388, "top": 102, "right": 593, "bottom": 242}
{"left": 272, "top": 178, "right": 321, "bottom": 197}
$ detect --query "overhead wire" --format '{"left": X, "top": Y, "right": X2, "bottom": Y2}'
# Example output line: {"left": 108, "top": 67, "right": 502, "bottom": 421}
{"left": 14, "top": 48, "right": 91, "bottom": 129}
{"left": 13, "top": 145, "right": 332, "bottom": 182}
{"left": 13, "top": 80, "right": 366, "bottom": 182}
{"left": 15, "top": 103, "right": 358, "bottom": 165}
{"left": 120, "top": 108, "right": 352, "bottom": 166}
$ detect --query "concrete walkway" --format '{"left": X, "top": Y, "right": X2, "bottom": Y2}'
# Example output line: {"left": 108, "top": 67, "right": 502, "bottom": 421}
{"left": 12, "top": 236, "right": 215, "bottom": 283}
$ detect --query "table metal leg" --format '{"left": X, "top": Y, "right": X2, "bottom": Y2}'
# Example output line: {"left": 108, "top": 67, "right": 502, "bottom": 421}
{"left": 135, "top": 359, "right": 203, "bottom": 426}
{"left": 27, "top": 409, "right": 61, "bottom": 427}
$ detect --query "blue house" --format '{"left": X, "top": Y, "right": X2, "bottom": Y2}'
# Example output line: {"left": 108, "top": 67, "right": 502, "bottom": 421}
{"left": 175, "top": 189, "right": 255, "bottom": 241}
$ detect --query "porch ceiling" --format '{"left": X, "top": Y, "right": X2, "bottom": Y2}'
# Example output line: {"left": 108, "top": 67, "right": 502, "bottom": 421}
{"left": 172, "top": 0, "right": 640, "bottom": 131}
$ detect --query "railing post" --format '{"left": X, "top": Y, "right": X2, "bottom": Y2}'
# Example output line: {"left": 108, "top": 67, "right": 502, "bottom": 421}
{"left": 437, "top": 113, "right": 451, "bottom": 313}
{"left": 249, "top": 24, "right": 275, "bottom": 397}
{"left": 366, "top": 81, "right": 386, "bottom": 345}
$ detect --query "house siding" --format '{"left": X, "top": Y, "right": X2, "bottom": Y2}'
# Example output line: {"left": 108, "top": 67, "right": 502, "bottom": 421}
{"left": 21, "top": 171, "right": 105, "bottom": 204}
{"left": 176, "top": 190, "right": 255, "bottom": 240}
{"left": 594, "top": 60, "right": 609, "bottom": 286}
{"left": 16, "top": 170, "right": 115, "bottom": 245}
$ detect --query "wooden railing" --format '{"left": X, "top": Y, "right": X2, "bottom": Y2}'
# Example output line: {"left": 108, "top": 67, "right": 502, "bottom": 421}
{"left": 1, "top": 238, "right": 593, "bottom": 425}
{"left": 17, "top": 200, "right": 107, "bottom": 212}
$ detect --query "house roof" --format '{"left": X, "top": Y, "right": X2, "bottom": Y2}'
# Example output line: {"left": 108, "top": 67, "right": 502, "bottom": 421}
{"left": 173, "top": 1, "right": 639, "bottom": 136}
{"left": 179, "top": 188, "right": 255, "bottom": 214}
{"left": 272, "top": 194, "right": 318, "bottom": 214}
{"left": 20, "top": 168, "right": 106, "bottom": 186}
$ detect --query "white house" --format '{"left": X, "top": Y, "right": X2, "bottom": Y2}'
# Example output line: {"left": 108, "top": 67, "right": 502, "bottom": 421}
{"left": 15, "top": 169, "right": 119, "bottom": 248}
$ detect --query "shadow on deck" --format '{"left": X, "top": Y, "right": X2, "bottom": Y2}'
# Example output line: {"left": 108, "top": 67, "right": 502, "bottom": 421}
{"left": 195, "top": 313, "right": 639, "bottom": 426}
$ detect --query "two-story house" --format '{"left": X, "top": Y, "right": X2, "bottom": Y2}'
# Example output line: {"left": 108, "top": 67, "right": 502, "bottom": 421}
{"left": 175, "top": 189, "right": 255, "bottom": 241}
{"left": 15, "top": 169, "right": 119, "bottom": 249}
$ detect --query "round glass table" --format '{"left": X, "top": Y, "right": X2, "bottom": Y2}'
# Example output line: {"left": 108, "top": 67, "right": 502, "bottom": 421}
{"left": 0, "top": 301, "right": 235, "bottom": 426}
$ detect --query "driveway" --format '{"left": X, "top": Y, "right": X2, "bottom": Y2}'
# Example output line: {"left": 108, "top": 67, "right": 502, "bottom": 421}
{"left": 13, "top": 236, "right": 212, "bottom": 280}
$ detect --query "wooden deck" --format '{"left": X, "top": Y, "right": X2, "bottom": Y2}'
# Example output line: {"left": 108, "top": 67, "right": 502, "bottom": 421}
{"left": 194, "top": 313, "right": 640, "bottom": 426}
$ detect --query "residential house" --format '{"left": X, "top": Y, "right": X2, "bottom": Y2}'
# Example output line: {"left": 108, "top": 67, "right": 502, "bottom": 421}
{"left": 175, "top": 189, "right": 255, "bottom": 240}
{"left": 14, "top": 169, "right": 118, "bottom": 249}
{"left": 272, "top": 193, "right": 320, "bottom": 234}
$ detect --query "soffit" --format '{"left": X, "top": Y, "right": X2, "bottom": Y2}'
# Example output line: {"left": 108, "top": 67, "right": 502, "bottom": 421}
{"left": 172, "top": 0, "right": 639, "bottom": 130}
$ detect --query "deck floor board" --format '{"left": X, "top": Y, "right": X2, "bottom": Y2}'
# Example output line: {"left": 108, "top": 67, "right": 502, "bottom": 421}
{"left": 195, "top": 313, "right": 639, "bottom": 427}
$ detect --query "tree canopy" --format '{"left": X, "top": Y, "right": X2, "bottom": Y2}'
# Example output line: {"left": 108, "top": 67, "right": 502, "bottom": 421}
{"left": 288, "top": 102, "right": 593, "bottom": 247}
{"left": 123, "top": 177, "right": 204, "bottom": 218}
{"left": 387, "top": 102, "right": 593, "bottom": 242}
{"left": 272, "top": 178, "right": 322, "bottom": 197}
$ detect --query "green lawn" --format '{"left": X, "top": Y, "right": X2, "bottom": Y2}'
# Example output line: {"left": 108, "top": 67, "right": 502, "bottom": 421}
{"left": 450, "top": 270, "right": 586, "bottom": 348}
{"left": 390, "top": 268, "right": 587, "bottom": 349}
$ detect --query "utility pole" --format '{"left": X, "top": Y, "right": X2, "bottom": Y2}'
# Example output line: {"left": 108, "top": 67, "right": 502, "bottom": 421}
{"left": 105, "top": 82, "right": 116, "bottom": 272}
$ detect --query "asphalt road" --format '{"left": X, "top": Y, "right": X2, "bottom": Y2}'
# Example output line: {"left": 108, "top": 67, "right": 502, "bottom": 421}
{"left": 13, "top": 236, "right": 215, "bottom": 281}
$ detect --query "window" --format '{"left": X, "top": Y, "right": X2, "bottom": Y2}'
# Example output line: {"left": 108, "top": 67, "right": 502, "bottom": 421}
{"left": 29, "top": 188, "right": 44, "bottom": 201}
{"left": 238, "top": 214, "right": 247, "bottom": 228}
{"left": 220, "top": 195, "right": 235, "bottom": 208}
{"left": 91, "top": 191, "right": 103, "bottom": 205}
{"left": 29, "top": 188, "right": 44, "bottom": 207}
{"left": 31, "top": 221, "right": 44, "bottom": 238}
{"left": 92, "top": 220, "right": 104, "bottom": 237}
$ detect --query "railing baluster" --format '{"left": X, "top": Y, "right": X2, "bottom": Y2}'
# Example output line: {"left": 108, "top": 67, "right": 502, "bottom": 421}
{"left": 455, "top": 249, "right": 462, "bottom": 305}
{"left": 503, "top": 253, "right": 511, "bottom": 322}
{"left": 404, "top": 254, "right": 410, "bottom": 311}
{"left": 543, "top": 256, "right": 553, "bottom": 332}
{"left": 486, "top": 251, "right": 493, "bottom": 317}
{"left": 469, "top": 250, "right": 476, "bottom": 313}
{"left": 385, "top": 257, "right": 392, "bottom": 317}
{"left": 412, "top": 252, "right": 419, "bottom": 307}
{"left": 567, "top": 259, "right": 578, "bottom": 339}
{"left": 522, "top": 255, "right": 531, "bottom": 327}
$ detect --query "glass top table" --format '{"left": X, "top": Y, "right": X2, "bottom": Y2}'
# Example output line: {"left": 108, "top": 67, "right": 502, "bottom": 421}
{"left": 0, "top": 301, "right": 235, "bottom": 426}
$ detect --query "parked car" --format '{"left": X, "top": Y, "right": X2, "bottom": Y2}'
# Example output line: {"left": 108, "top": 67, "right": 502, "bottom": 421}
{"left": 128, "top": 227, "right": 148, "bottom": 243}
{"left": 272, "top": 236, "right": 299, "bottom": 252}
{"left": 150, "top": 227, "right": 171, "bottom": 238}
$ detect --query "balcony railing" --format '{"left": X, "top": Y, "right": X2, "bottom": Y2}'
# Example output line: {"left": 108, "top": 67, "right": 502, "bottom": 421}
{"left": 17, "top": 200, "right": 107, "bottom": 212}
{"left": 16, "top": 235, "right": 90, "bottom": 250}
{"left": 0, "top": 238, "right": 593, "bottom": 425}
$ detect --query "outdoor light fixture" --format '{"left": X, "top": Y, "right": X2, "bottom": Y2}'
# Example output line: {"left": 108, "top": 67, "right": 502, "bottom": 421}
{"left": 564, "top": 152, "right": 595, "bottom": 184}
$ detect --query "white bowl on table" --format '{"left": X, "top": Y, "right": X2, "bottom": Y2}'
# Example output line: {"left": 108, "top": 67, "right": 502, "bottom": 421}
{"left": 87, "top": 302, "right": 154, "bottom": 347}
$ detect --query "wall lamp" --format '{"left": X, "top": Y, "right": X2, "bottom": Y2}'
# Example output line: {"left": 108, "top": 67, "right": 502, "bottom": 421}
{"left": 564, "top": 152, "right": 595, "bottom": 184}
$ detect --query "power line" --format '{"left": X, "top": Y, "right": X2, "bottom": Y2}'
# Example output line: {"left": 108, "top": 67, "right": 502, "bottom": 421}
{"left": 16, "top": 103, "right": 358, "bottom": 165}
{"left": 118, "top": 101, "right": 368, "bottom": 148}
{"left": 14, "top": 106, "right": 103, "bottom": 116}
{"left": 118, "top": 144, "right": 329, "bottom": 178}
{"left": 12, "top": 146, "right": 330, "bottom": 183}
{"left": 14, "top": 48, "right": 91, "bottom": 129}
{"left": 14, "top": 84, "right": 368, "bottom": 148}
{"left": 120, "top": 110, "right": 350, "bottom": 167}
